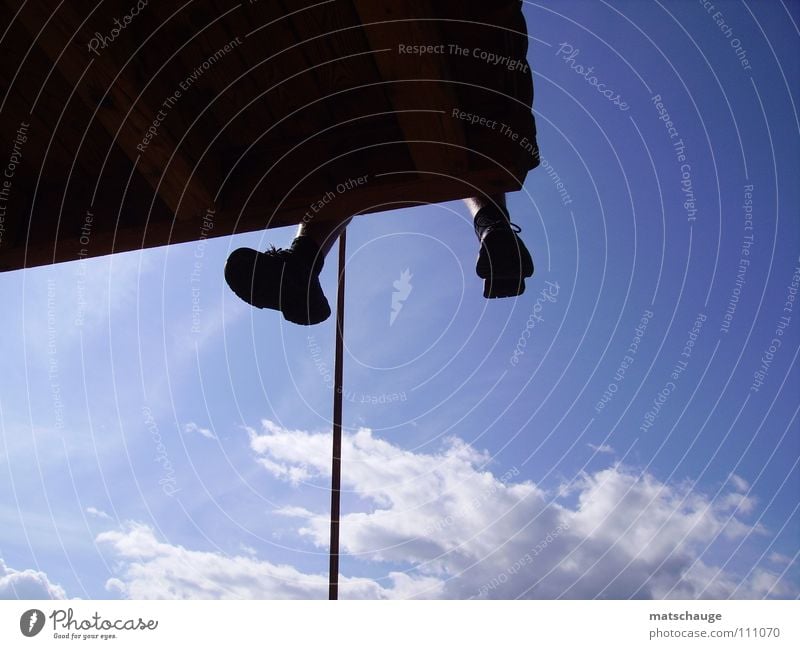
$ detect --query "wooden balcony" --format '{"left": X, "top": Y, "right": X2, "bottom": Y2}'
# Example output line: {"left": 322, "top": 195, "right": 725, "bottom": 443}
{"left": 0, "top": 0, "right": 538, "bottom": 271}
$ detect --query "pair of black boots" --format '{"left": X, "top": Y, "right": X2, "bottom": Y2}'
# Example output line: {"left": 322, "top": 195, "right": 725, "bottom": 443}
{"left": 224, "top": 205, "right": 533, "bottom": 325}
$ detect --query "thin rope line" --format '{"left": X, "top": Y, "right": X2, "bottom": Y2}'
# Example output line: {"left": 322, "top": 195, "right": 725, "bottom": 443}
{"left": 329, "top": 229, "right": 347, "bottom": 600}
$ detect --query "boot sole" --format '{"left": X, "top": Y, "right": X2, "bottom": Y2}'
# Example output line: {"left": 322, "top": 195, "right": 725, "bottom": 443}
{"left": 484, "top": 277, "right": 527, "bottom": 298}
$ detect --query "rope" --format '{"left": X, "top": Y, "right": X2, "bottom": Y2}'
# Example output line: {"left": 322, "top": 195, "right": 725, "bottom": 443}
{"left": 328, "top": 229, "right": 346, "bottom": 600}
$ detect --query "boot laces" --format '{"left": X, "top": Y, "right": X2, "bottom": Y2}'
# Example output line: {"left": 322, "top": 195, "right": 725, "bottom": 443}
{"left": 475, "top": 211, "right": 523, "bottom": 234}
{"left": 263, "top": 243, "right": 322, "bottom": 276}
{"left": 264, "top": 245, "right": 292, "bottom": 259}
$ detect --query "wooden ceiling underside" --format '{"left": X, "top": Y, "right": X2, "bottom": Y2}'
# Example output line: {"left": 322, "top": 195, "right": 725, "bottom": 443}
{"left": 0, "top": 0, "right": 537, "bottom": 271}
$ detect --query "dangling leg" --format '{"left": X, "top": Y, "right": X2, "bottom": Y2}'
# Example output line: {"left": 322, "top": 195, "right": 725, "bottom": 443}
{"left": 225, "top": 215, "right": 352, "bottom": 325}
{"left": 464, "top": 193, "right": 534, "bottom": 298}
{"left": 464, "top": 193, "right": 507, "bottom": 219}
{"left": 294, "top": 215, "right": 352, "bottom": 257}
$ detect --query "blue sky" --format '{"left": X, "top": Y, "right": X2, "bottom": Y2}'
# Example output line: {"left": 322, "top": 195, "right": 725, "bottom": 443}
{"left": 1, "top": 0, "right": 798, "bottom": 599}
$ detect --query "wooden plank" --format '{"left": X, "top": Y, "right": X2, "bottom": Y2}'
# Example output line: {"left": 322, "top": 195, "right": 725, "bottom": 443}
{"left": 6, "top": 0, "right": 215, "bottom": 220}
{"left": 351, "top": 0, "right": 470, "bottom": 176}
{"left": 282, "top": 0, "right": 391, "bottom": 121}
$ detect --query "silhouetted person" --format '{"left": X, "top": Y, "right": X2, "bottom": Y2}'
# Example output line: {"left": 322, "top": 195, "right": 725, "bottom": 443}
{"left": 224, "top": 194, "right": 534, "bottom": 324}
{"left": 225, "top": 0, "right": 537, "bottom": 325}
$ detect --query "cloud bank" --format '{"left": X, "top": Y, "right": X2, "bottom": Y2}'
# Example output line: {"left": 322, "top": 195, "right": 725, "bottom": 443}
{"left": 94, "top": 421, "right": 795, "bottom": 599}
{"left": 0, "top": 559, "right": 67, "bottom": 599}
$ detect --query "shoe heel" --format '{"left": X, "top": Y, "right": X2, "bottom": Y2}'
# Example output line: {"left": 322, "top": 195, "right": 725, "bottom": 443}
{"left": 484, "top": 277, "right": 526, "bottom": 299}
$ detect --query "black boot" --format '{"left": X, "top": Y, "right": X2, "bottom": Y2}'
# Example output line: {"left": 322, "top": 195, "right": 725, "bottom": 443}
{"left": 224, "top": 235, "right": 331, "bottom": 325}
{"left": 474, "top": 204, "right": 534, "bottom": 298}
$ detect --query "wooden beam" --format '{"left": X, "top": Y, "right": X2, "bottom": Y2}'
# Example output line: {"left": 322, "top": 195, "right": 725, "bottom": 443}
{"left": 0, "top": 162, "right": 522, "bottom": 271}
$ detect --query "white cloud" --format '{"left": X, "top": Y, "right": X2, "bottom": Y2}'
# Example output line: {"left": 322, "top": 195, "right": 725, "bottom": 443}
{"left": 588, "top": 443, "right": 615, "bottom": 455}
{"left": 0, "top": 559, "right": 67, "bottom": 599}
{"left": 183, "top": 422, "right": 216, "bottom": 440}
{"left": 728, "top": 473, "right": 750, "bottom": 492}
{"left": 93, "top": 422, "right": 797, "bottom": 600}
{"left": 247, "top": 421, "right": 796, "bottom": 599}
{"left": 738, "top": 568, "right": 795, "bottom": 598}
{"left": 238, "top": 545, "right": 258, "bottom": 557}
{"left": 717, "top": 492, "right": 757, "bottom": 515}
{"left": 96, "top": 522, "right": 440, "bottom": 599}
{"left": 768, "top": 552, "right": 794, "bottom": 567}
{"left": 86, "top": 507, "right": 112, "bottom": 520}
